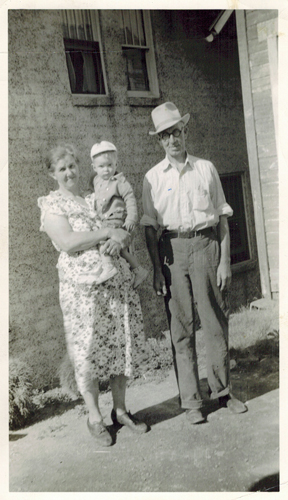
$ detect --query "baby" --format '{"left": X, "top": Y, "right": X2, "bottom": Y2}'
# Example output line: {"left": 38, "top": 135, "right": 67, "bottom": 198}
{"left": 79, "top": 141, "right": 148, "bottom": 289}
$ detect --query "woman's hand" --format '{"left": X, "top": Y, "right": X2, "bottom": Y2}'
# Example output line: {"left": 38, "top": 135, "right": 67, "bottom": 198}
{"left": 108, "top": 228, "right": 131, "bottom": 249}
{"left": 101, "top": 239, "right": 122, "bottom": 256}
{"left": 43, "top": 213, "right": 120, "bottom": 254}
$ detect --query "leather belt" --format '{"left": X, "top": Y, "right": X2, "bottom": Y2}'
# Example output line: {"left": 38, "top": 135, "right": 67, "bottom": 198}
{"left": 162, "top": 227, "right": 213, "bottom": 239}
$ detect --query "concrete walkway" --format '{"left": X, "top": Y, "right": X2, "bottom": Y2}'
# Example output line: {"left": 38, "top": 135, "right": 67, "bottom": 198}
{"left": 9, "top": 370, "right": 279, "bottom": 493}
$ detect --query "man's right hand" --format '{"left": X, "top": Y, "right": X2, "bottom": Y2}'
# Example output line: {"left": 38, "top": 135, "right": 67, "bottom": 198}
{"left": 154, "top": 269, "right": 167, "bottom": 296}
{"left": 144, "top": 226, "right": 167, "bottom": 296}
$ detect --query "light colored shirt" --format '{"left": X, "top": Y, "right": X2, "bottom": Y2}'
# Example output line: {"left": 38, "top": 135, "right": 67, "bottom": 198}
{"left": 140, "top": 153, "right": 233, "bottom": 231}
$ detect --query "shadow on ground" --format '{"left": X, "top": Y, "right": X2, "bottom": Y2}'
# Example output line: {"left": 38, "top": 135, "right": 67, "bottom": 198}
{"left": 134, "top": 379, "right": 221, "bottom": 427}
{"left": 13, "top": 398, "right": 83, "bottom": 434}
{"left": 249, "top": 473, "right": 279, "bottom": 492}
{"left": 134, "top": 395, "right": 184, "bottom": 426}
{"left": 229, "top": 335, "right": 279, "bottom": 402}
{"left": 9, "top": 434, "right": 27, "bottom": 442}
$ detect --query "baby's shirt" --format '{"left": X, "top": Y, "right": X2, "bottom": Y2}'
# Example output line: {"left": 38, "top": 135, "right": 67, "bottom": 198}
{"left": 92, "top": 172, "right": 138, "bottom": 224}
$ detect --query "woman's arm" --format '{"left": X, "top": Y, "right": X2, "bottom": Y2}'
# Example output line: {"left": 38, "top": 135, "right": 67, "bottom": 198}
{"left": 44, "top": 212, "right": 130, "bottom": 253}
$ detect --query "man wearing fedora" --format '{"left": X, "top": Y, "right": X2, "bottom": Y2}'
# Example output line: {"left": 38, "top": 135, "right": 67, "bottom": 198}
{"left": 141, "top": 102, "right": 247, "bottom": 424}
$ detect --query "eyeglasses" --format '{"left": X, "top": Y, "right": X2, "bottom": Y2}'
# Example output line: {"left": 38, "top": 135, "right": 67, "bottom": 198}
{"left": 159, "top": 128, "right": 183, "bottom": 142}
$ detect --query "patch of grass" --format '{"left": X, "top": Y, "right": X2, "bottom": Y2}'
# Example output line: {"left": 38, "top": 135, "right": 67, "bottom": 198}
{"left": 32, "top": 387, "right": 78, "bottom": 408}
{"left": 136, "top": 334, "right": 173, "bottom": 375}
{"left": 9, "top": 358, "right": 35, "bottom": 430}
{"left": 229, "top": 301, "right": 279, "bottom": 351}
{"left": 195, "top": 301, "right": 279, "bottom": 374}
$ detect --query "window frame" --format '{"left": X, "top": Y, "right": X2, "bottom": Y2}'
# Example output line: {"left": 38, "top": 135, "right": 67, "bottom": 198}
{"left": 62, "top": 10, "right": 109, "bottom": 97}
{"left": 220, "top": 171, "right": 252, "bottom": 267}
{"left": 121, "top": 10, "right": 160, "bottom": 98}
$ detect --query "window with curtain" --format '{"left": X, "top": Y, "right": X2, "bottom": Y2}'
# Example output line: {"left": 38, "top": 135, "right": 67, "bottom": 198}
{"left": 220, "top": 173, "right": 250, "bottom": 265}
{"left": 62, "top": 10, "right": 106, "bottom": 95}
{"left": 121, "top": 10, "right": 159, "bottom": 97}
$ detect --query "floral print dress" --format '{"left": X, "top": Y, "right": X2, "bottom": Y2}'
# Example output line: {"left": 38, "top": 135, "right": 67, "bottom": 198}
{"left": 38, "top": 190, "right": 146, "bottom": 394}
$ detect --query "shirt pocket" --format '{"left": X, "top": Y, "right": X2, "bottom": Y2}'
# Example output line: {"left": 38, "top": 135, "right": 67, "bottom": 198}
{"left": 192, "top": 190, "right": 211, "bottom": 211}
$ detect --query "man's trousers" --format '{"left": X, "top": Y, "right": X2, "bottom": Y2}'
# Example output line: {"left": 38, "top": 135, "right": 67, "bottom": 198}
{"left": 158, "top": 229, "right": 231, "bottom": 409}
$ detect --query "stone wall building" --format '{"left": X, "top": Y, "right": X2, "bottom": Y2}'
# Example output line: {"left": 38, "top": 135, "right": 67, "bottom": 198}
{"left": 9, "top": 9, "right": 278, "bottom": 388}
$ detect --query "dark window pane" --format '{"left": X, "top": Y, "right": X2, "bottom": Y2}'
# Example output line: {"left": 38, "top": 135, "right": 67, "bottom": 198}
{"left": 221, "top": 174, "right": 250, "bottom": 265}
{"left": 123, "top": 47, "right": 149, "bottom": 91}
{"left": 66, "top": 50, "right": 84, "bottom": 93}
{"left": 64, "top": 39, "right": 105, "bottom": 95}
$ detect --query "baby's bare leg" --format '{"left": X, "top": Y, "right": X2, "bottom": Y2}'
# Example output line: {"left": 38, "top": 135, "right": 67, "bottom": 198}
{"left": 120, "top": 247, "right": 140, "bottom": 269}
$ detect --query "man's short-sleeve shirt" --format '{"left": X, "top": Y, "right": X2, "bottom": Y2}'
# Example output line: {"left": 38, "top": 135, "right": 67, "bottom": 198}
{"left": 140, "top": 154, "right": 233, "bottom": 231}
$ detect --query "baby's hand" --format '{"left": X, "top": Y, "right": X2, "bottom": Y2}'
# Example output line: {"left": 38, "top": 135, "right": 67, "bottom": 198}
{"left": 124, "top": 220, "right": 136, "bottom": 233}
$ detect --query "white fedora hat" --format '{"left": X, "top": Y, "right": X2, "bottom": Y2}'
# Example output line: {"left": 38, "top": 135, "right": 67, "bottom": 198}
{"left": 149, "top": 102, "right": 190, "bottom": 136}
{"left": 90, "top": 141, "right": 117, "bottom": 159}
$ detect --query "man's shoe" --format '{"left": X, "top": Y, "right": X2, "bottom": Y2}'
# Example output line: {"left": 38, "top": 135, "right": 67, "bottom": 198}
{"left": 111, "top": 409, "right": 148, "bottom": 434}
{"left": 186, "top": 408, "right": 206, "bottom": 424}
{"left": 219, "top": 394, "right": 248, "bottom": 414}
{"left": 87, "top": 418, "right": 113, "bottom": 446}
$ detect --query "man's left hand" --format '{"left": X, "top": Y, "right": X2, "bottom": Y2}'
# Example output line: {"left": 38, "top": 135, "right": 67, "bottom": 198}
{"left": 217, "top": 261, "right": 232, "bottom": 291}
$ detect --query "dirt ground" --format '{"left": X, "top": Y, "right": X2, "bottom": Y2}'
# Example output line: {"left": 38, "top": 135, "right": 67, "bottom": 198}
{"left": 9, "top": 343, "right": 280, "bottom": 493}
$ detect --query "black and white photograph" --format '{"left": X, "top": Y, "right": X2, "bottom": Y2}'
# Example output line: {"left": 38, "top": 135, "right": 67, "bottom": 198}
{"left": 3, "top": 0, "right": 287, "bottom": 496}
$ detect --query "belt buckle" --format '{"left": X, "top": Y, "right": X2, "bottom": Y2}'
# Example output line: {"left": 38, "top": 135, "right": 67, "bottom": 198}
{"left": 177, "top": 229, "right": 196, "bottom": 238}
{"left": 177, "top": 229, "right": 187, "bottom": 238}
